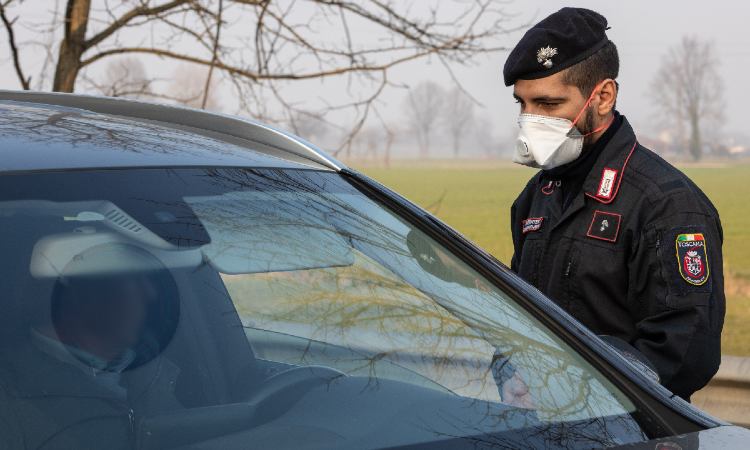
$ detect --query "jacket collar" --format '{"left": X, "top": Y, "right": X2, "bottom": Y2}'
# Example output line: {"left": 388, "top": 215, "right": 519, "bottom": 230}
{"left": 582, "top": 115, "right": 638, "bottom": 204}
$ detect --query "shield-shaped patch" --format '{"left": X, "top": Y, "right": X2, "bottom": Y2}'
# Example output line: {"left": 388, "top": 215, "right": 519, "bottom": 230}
{"left": 676, "top": 233, "right": 709, "bottom": 286}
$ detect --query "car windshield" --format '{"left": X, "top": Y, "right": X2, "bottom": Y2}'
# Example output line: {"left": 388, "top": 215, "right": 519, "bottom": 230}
{"left": 0, "top": 168, "right": 648, "bottom": 449}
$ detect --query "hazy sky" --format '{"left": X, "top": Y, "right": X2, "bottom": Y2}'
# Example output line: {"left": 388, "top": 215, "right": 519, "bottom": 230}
{"left": 385, "top": 0, "right": 750, "bottom": 140}
{"left": 1, "top": 1, "right": 748, "bottom": 145}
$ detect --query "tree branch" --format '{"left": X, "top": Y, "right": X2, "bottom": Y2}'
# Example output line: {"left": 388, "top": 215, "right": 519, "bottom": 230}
{"left": 201, "top": 0, "right": 223, "bottom": 109}
{"left": 0, "top": 1, "right": 31, "bottom": 89}
{"left": 10, "top": 0, "right": 519, "bottom": 150}
{"left": 80, "top": 29, "right": 497, "bottom": 80}
{"left": 84, "top": 0, "right": 191, "bottom": 50}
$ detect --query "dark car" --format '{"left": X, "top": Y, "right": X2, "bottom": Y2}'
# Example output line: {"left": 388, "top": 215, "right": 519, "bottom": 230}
{"left": 0, "top": 90, "right": 745, "bottom": 449}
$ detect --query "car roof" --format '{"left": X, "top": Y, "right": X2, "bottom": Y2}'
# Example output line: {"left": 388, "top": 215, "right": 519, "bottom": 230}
{"left": 0, "top": 90, "right": 344, "bottom": 173}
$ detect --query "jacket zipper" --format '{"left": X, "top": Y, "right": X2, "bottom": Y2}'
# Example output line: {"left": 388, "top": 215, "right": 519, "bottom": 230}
{"left": 655, "top": 234, "right": 661, "bottom": 256}
{"left": 564, "top": 259, "right": 573, "bottom": 278}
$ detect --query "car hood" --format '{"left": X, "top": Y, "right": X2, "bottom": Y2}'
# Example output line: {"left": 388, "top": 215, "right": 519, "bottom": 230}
{"left": 613, "top": 425, "right": 750, "bottom": 449}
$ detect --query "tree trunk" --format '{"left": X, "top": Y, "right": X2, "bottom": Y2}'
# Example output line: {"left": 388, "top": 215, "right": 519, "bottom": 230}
{"left": 52, "top": 0, "right": 91, "bottom": 92}
{"left": 688, "top": 113, "right": 702, "bottom": 161}
{"left": 420, "top": 127, "right": 430, "bottom": 159}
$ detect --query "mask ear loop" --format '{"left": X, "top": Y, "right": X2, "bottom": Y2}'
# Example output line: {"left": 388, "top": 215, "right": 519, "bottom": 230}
{"left": 570, "top": 81, "right": 615, "bottom": 137}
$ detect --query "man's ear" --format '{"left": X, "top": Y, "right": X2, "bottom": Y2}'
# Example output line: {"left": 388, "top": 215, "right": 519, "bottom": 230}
{"left": 596, "top": 79, "right": 617, "bottom": 115}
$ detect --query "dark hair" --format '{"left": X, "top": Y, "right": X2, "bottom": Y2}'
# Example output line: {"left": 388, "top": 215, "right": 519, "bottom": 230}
{"left": 562, "top": 40, "right": 619, "bottom": 96}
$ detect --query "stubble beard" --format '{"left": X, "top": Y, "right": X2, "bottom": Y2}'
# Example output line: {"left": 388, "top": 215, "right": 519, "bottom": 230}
{"left": 580, "top": 107, "right": 598, "bottom": 151}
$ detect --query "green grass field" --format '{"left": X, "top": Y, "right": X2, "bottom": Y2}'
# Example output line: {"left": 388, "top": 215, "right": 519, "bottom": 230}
{"left": 361, "top": 161, "right": 750, "bottom": 355}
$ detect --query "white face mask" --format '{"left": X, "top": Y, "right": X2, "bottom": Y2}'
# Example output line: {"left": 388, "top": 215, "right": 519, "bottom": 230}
{"left": 513, "top": 114, "right": 584, "bottom": 169}
{"left": 512, "top": 82, "right": 612, "bottom": 170}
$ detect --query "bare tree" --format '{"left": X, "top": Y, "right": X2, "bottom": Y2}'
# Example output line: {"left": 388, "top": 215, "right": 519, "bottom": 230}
{"left": 0, "top": 0, "right": 29, "bottom": 89}
{"left": 85, "top": 57, "right": 153, "bottom": 98}
{"left": 650, "top": 36, "right": 725, "bottom": 161}
{"left": 382, "top": 125, "right": 395, "bottom": 168}
{"left": 471, "top": 115, "right": 501, "bottom": 157}
{"left": 167, "top": 64, "right": 222, "bottom": 110}
{"left": 405, "top": 81, "right": 444, "bottom": 159}
{"left": 343, "top": 109, "right": 396, "bottom": 164}
{"left": 351, "top": 125, "right": 396, "bottom": 164}
{"left": 443, "top": 87, "right": 475, "bottom": 157}
{"left": 289, "top": 111, "right": 333, "bottom": 146}
{"left": 0, "top": 0, "right": 520, "bottom": 149}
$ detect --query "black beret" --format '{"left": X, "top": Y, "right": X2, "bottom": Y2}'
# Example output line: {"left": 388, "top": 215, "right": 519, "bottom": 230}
{"left": 503, "top": 7, "right": 610, "bottom": 86}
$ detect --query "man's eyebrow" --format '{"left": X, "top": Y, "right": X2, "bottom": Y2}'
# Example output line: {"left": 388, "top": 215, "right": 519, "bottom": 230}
{"left": 531, "top": 95, "right": 567, "bottom": 102}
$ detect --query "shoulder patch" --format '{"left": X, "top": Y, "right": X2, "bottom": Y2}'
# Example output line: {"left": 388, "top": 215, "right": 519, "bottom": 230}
{"left": 522, "top": 217, "right": 544, "bottom": 234}
{"left": 676, "top": 233, "right": 710, "bottom": 285}
{"left": 586, "top": 210, "right": 621, "bottom": 242}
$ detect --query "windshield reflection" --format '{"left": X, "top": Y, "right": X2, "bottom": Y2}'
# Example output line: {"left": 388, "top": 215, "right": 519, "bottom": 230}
{"left": 0, "top": 167, "right": 648, "bottom": 449}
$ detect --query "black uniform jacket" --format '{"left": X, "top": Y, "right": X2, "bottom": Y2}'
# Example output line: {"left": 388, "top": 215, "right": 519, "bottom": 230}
{"left": 510, "top": 116, "right": 725, "bottom": 400}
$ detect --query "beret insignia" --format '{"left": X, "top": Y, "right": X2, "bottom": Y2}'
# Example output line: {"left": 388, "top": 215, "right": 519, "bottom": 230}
{"left": 536, "top": 46, "right": 558, "bottom": 68}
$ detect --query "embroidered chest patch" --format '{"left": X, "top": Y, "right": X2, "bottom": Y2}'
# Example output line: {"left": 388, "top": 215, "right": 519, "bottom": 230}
{"left": 586, "top": 210, "right": 621, "bottom": 242}
{"left": 522, "top": 217, "right": 544, "bottom": 234}
{"left": 676, "top": 233, "right": 710, "bottom": 285}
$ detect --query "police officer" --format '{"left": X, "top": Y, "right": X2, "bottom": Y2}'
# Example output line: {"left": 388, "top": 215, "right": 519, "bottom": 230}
{"left": 504, "top": 7, "right": 724, "bottom": 401}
